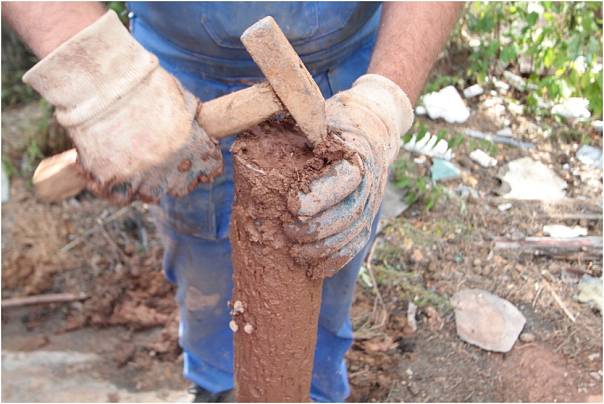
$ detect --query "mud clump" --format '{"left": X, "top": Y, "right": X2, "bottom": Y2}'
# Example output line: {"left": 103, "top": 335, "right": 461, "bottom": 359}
{"left": 230, "top": 119, "right": 348, "bottom": 402}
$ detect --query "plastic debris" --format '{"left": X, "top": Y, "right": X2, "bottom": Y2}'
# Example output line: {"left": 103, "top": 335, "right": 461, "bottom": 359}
{"left": 469, "top": 149, "right": 497, "bottom": 168}
{"left": 543, "top": 224, "right": 588, "bottom": 238}
{"left": 497, "top": 203, "right": 513, "bottom": 212}
{"left": 574, "top": 275, "right": 602, "bottom": 312}
{"left": 463, "top": 128, "right": 534, "bottom": 149}
{"left": 576, "top": 145, "right": 602, "bottom": 168}
{"left": 497, "top": 127, "right": 513, "bottom": 137}
{"left": 552, "top": 97, "right": 591, "bottom": 120}
{"left": 422, "top": 86, "right": 470, "bottom": 124}
{"left": 503, "top": 71, "right": 526, "bottom": 91}
{"left": 402, "top": 131, "right": 453, "bottom": 160}
{"left": 452, "top": 289, "right": 526, "bottom": 352}
{"left": 463, "top": 84, "right": 484, "bottom": 98}
{"left": 499, "top": 157, "right": 567, "bottom": 201}
{"left": 431, "top": 159, "right": 461, "bottom": 182}
{"left": 1, "top": 163, "right": 9, "bottom": 203}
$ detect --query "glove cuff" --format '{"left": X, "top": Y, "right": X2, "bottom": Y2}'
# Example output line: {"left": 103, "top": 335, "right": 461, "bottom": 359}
{"left": 23, "top": 10, "right": 159, "bottom": 127}
{"left": 350, "top": 74, "right": 414, "bottom": 162}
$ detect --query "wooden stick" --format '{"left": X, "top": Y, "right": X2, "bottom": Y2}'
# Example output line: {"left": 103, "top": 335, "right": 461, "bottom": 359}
{"left": 494, "top": 236, "right": 602, "bottom": 259}
{"left": 2, "top": 292, "right": 87, "bottom": 308}
{"left": 463, "top": 128, "right": 535, "bottom": 149}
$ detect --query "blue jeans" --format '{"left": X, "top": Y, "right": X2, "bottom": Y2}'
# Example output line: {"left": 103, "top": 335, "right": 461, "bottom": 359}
{"left": 129, "top": 5, "right": 380, "bottom": 402}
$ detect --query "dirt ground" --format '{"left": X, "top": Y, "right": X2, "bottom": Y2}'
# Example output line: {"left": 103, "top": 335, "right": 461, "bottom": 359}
{"left": 2, "top": 94, "right": 603, "bottom": 402}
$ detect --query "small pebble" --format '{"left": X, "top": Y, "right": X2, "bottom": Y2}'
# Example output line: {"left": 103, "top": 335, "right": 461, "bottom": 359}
{"left": 588, "top": 353, "right": 600, "bottom": 361}
{"left": 407, "top": 382, "right": 420, "bottom": 396}
{"left": 519, "top": 332, "right": 536, "bottom": 343}
{"left": 590, "top": 372, "right": 601, "bottom": 381}
{"left": 233, "top": 300, "right": 244, "bottom": 314}
{"left": 244, "top": 323, "right": 254, "bottom": 334}
{"left": 229, "top": 320, "right": 238, "bottom": 333}
{"left": 498, "top": 203, "right": 513, "bottom": 212}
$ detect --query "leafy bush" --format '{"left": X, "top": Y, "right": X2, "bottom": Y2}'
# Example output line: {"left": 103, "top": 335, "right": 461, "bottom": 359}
{"left": 459, "top": 2, "right": 602, "bottom": 118}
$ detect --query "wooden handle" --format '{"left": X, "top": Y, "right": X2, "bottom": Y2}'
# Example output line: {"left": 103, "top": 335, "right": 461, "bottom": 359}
{"left": 32, "top": 83, "right": 282, "bottom": 202}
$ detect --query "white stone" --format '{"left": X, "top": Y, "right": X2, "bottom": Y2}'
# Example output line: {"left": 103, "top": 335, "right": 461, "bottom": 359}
{"left": 591, "top": 120, "right": 603, "bottom": 133}
{"left": 451, "top": 289, "right": 526, "bottom": 352}
{"left": 463, "top": 84, "right": 484, "bottom": 98}
{"left": 503, "top": 71, "right": 526, "bottom": 91}
{"left": 470, "top": 149, "right": 497, "bottom": 168}
{"left": 415, "top": 105, "right": 427, "bottom": 116}
{"left": 422, "top": 86, "right": 470, "bottom": 124}
{"left": 543, "top": 224, "right": 588, "bottom": 238}
{"left": 497, "top": 203, "right": 513, "bottom": 212}
{"left": 552, "top": 97, "right": 591, "bottom": 120}
{"left": 499, "top": 157, "right": 567, "bottom": 201}
{"left": 576, "top": 145, "right": 602, "bottom": 168}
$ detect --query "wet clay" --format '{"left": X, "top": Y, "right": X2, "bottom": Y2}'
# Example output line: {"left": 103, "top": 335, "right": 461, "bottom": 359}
{"left": 230, "top": 119, "right": 346, "bottom": 402}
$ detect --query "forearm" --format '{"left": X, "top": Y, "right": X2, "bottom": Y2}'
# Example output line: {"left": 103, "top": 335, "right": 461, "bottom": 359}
{"left": 368, "top": 2, "right": 463, "bottom": 105}
{"left": 2, "top": 1, "right": 106, "bottom": 58}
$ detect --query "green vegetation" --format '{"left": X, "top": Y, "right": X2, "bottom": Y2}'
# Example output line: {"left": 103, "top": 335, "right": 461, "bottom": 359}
{"left": 449, "top": 2, "right": 603, "bottom": 118}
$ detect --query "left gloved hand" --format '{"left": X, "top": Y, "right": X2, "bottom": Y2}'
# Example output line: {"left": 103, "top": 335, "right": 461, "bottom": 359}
{"left": 286, "top": 74, "right": 414, "bottom": 277}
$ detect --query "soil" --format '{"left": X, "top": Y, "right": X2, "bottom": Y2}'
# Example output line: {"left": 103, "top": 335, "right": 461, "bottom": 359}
{"left": 2, "top": 101, "right": 603, "bottom": 402}
{"left": 230, "top": 120, "right": 347, "bottom": 401}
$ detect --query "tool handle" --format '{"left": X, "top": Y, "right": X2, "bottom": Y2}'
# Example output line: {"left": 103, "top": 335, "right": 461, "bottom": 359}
{"left": 32, "top": 83, "right": 282, "bottom": 202}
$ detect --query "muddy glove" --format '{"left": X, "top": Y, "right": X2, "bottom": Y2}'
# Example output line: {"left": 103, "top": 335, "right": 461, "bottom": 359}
{"left": 22, "top": 11, "right": 222, "bottom": 203}
{"left": 286, "top": 74, "right": 414, "bottom": 277}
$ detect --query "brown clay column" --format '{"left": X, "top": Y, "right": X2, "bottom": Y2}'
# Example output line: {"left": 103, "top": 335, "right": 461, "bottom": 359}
{"left": 230, "top": 121, "right": 325, "bottom": 402}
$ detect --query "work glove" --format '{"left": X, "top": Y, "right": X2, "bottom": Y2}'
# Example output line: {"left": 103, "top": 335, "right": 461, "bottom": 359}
{"left": 286, "top": 74, "right": 414, "bottom": 277}
{"left": 22, "top": 11, "right": 222, "bottom": 203}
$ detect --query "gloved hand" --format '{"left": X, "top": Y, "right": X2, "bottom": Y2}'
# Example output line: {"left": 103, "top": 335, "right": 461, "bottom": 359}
{"left": 22, "top": 11, "right": 222, "bottom": 203}
{"left": 286, "top": 74, "right": 414, "bottom": 277}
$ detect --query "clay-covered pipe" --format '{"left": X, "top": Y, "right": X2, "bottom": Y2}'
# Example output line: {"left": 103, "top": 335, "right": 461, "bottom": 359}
{"left": 230, "top": 123, "right": 324, "bottom": 402}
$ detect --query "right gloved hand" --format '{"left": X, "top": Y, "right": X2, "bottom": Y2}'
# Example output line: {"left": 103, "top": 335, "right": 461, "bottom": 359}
{"left": 23, "top": 11, "right": 223, "bottom": 203}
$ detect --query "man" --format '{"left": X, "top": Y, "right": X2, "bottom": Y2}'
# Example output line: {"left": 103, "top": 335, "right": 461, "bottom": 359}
{"left": 3, "top": 2, "right": 461, "bottom": 402}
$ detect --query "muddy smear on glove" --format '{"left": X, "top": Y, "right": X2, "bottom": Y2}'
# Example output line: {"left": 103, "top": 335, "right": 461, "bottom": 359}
{"left": 230, "top": 118, "right": 348, "bottom": 402}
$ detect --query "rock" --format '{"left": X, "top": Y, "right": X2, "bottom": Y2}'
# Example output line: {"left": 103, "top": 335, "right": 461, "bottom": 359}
{"left": 498, "top": 157, "right": 567, "bottom": 201}
{"left": 592, "top": 120, "right": 603, "bottom": 133}
{"left": 503, "top": 71, "right": 527, "bottom": 91}
{"left": 379, "top": 181, "right": 409, "bottom": 228}
{"left": 543, "top": 224, "right": 588, "bottom": 238}
{"left": 492, "top": 77, "right": 510, "bottom": 92}
{"left": 415, "top": 105, "right": 427, "bottom": 116}
{"left": 463, "top": 84, "right": 484, "bottom": 98}
{"left": 519, "top": 332, "right": 536, "bottom": 343}
{"left": 454, "top": 184, "right": 479, "bottom": 200}
{"left": 402, "top": 131, "right": 453, "bottom": 160}
{"left": 431, "top": 159, "right": 461, "bottom": 182}
{"left": 1, "top": 163, "right": 9, "bottom": 203}
{"left": 576, "top": 145, "right": 602, "bottom": 168}
{"left": 497, "top": 203, "right": 513, "bottom": 212}
{"left": 470, "top": 149, "right": 498, "bottom": 168}
{"left": 574, "top": 275, "right": 602, "bottom": 312}
{"left": 451, "top": 288, "right": 526, "bottom": 352}
{"left": 551, "top": 97, "right": 591, "bottom": 120}
{"left": 422, "top": 86, "right": 470, "bottom": 124}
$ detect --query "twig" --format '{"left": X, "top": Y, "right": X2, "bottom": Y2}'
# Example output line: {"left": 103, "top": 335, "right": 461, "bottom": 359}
{"left": 364, "top": 239, "right": 388, "bottom": 328}
{"left": 532, "top": 284, "right": 544, "bottom": 308}
{"left": 2, "top": 292, "right": 87, "bottom": 308}
{"left": 494, "top": 236, "right": 602, "bottom": 260}
{"left": 60, "top": 207, "right": 129, "bottom": 253}
{"left": 543, "top": 279, "right": 576, "bottom": 323}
